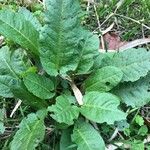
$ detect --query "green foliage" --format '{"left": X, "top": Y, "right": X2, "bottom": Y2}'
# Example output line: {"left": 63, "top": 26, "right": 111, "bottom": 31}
{"left": 18, "top": 7, "right": 42, "bottom": 32}
{"left": 40, "top": 0, "right": 99, "bottom": 76}
{"left": 135, "top": 115, "right": 144, "bottom": 126}
{"left": 138, "top": 125, "right": 148, "bottom": 136}
{"left": 80, "top": 92, "right": 126, "bottom": 124}
{"left": 0, "top": 46, "right": 29, "bottom": 98}
{"left": 10, "top": 110, "right": 46, "bottom": 150}
{"left": 0, "top": 9, "right": 39, "bottom": 56}
{"left": 113, "top": 75, "right": 150, "bottom": 107}
{"left": 60, "top": 129, "right": 76, "bottom": 150}
{"left": 0, "top": 0, "right": 150, "bottom": 149}
{"left": 23, "top": 72, "right": 54, "bottom": 99}
{"left": 48, "top": 95, "right": 79, "bottom": 125}
{"left": 72, "top": 120, "right": 105, "bottom": 150}
{"left": 84, "top": 66, "right": 123, "bottom": 92}
{"left": 101, "top": 48, "right": 150, "bottom": 82}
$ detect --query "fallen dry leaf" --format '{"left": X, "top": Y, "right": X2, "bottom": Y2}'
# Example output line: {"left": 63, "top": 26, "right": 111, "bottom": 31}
{"left": 100, "top": 32, "right": 150, "bottom": 51}
{"left": 100, "top": 32, "right": 127, "bottom": 50}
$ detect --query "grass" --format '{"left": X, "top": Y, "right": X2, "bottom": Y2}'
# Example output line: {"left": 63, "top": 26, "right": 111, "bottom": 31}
{"left": 82, "top": 0, "right": 150, "bottom": 41}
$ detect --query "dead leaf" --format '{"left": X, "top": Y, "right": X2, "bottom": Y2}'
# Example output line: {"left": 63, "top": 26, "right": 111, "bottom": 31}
{"left": 119, "top": 38, "right": 150, "bottom": 51}
{"left": 100, "top": 32, "right": 150, "bottom": 51}
{"left": 100, "top": 32, "right": 127, "bottom": 50}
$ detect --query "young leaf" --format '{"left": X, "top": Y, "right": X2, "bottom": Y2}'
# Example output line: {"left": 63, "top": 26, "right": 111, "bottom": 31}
{"left": 135, "top": 115, "right": 144, "bottom": 126}
{"left": 0, "top": 9, "right": 39, "bottom": 55}
{"left": 48, "top": 95, "right": 79, "bottom": 125}
{"left": 60, "top": 129, "right": 76, "bottom": 150}
{"left": 80, "top": 92, "right": 126, "bottom": 124}
{"left": 72, "top": 121, "right": 105, "bottom": 150}
{"left": 138, "top": 125, "right": 148, "bottom": 136}
{"left": 113, "top": 75, "right": 150, "bottom": 107}
{"left": 101, "top": 48, "right": 150, "bottom": 82}
{"left": 18, "top": 7, "right": 42, "bottom": 32}
{"left": 23, "top": 72, "right": 55, "bottom": 99}
{"left": 0, "top": 46, "right": 30, "bottom": 97}
{"left": 84, "top": 66, "right": 123, "bottom": 92}
{"left": 10, "top": 110, "right": 46, "bottom": 150}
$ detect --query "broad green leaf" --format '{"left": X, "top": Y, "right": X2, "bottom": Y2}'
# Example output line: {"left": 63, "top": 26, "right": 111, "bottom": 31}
{"left": 75, "top": 30, "right": 99, "bottom": 74}
{"left": 11, "top": 81, "right": 48, "bottom": 109}
{"left": 48, "top": 95, "right": 79, "bottom": 125}
{"left": 23, "top": 72, "right": 55, "bottom": 99}
{"left": 0, "top": 9, "right": 39, "bottom": 55}
{"left": 60, "top": 129, "right": 76, "bottom": 150}
{"left": 101, "top": 48, "right": 150, "bottom": 82}
{"left": 19, "top": 7, "right": 42, "bottom": 32}
{"left": 80, "top": 92, "right": 126, "bottom": 124}
{"left": 84, "top": 66, "right": 123, "bottom": 92}
{"left": 0, "top": 46, "right": 29, "bottom": 97}
{"left": 40, "top": 0, "right": 98, "bottom": 76}
{"left": 0, "top": 109, "right": 5, "bottom": 134}
{"left": 72, "top": 121, "right": 105, "bottom": 150}
{"left": 113, "top": 75, "right": 150, "bottom": 107}
{"left": 40, "top": 0, "right": 81, "bottom": 76}
{"left": 10, "top": 110, "right": 46, "bottom": 150}
{"left": 0, "top": 46, "right": 47, "bottom": 108}
{"left": 92, "top": 53, "right": 108, "bottom": 70}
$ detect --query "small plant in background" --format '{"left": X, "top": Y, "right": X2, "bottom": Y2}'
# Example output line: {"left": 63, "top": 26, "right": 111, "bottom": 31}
{"left": 0, "top": 0, "right": 150, "bottom": 149}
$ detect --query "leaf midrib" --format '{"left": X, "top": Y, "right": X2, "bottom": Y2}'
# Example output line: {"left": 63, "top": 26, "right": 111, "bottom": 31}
{"left": 0, "top": 16, "right": 38, "bottom": 54}
{"left": 87, "top": 70, "right": 122, "bottom": 89}
{"left": 76, "top": 129, "right": 91, "bottom": 150}
{"left": 25, "top": 119, "right": 42, "bottom": 149}
{"left": 25, "top": 77, "right": 52, "bottom": 93}
{"left": 2, "top": 58, "right": 19, "bottom": 79}
{"left": 82, "top": 104, "right": 120, "bottom": 112}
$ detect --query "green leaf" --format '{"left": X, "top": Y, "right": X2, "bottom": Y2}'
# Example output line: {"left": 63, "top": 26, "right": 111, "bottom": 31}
{"left": 40, "top": 0, "right": 82, "bottom": 76}
{"left": 11, "top": 81, "right": 48, "bottom": 109}
{"left": 0, "top": 76, "right": 16, "bottom": 97}
{"left": 10, "top": 110, "right": 46, "bottom": 150}
{"left": 84, "top": 66, "right": 123, "bottom": 92}
{"left": 131, "top": 140, "right": 144, "bottom": 150}
{"left": 23, "top": 72, "right": 55, "bottom": 99}
{"left": 18, "top": 7, "right": 42, "bottom": 32}
{"left": 0, "top": 46, "right": 30, "bottom": 97}
{"left": 138, "top": 125, "right": 148, "bottom": 136}
{"left": 135, "top": 115, "right": 144, "bottom": 126}
{"left": 0, "top": 9, "right": 39, "bottom": 55}
{"left": 60, "top": 129, "right": 76, "bottom": 150}
{"left": 48, "top": 95, "right": 79, "bottom": 125}
{"left": 113, "top": 75, "right": 150, "bottom": 107}
{"left": 101, "top": 48, "right": 150, "bottom": 82}
{"left": 80, "top": 92, "right": 126, "bottom": 124}
{"left": 0, "top": 109, "right": 5, "bottom": 134}
{"left": 75, "top": 30, "right": 99, "bottom": 74}
{"left": 71, "top": 121, "right": 105, "bottom": 150}
{"left": 40, "top": 0, "right": 98, "bottom": 76}
{"left": 0, "top": 46, "right": 47, "bottom": 108}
